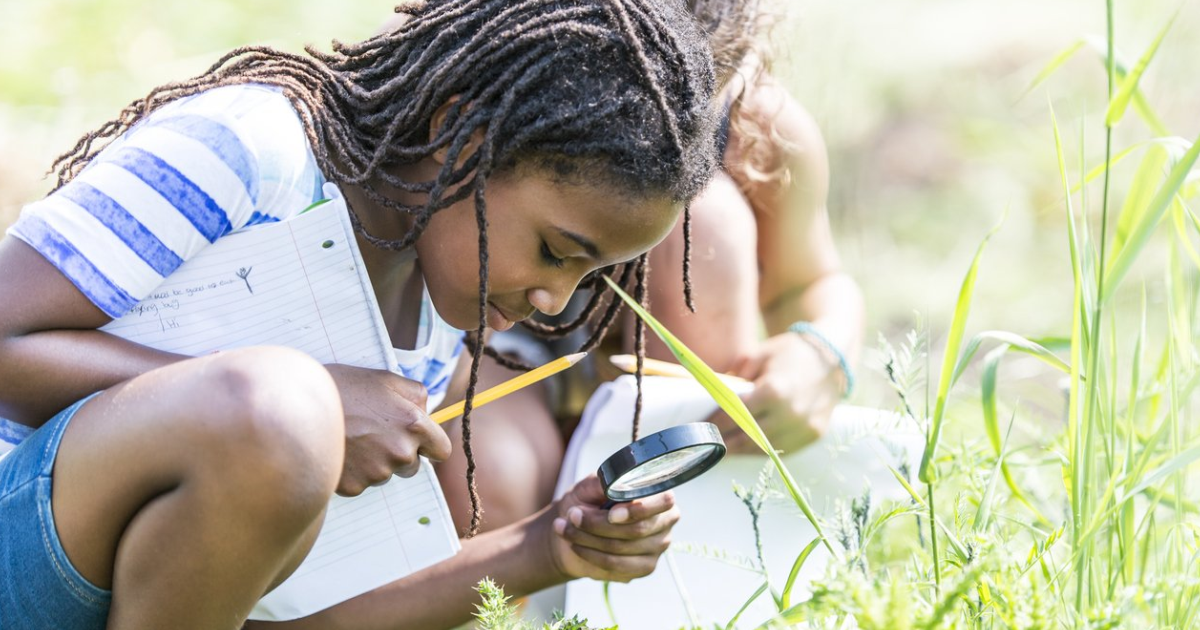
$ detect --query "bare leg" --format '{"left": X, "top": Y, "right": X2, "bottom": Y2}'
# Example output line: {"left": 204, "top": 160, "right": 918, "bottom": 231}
{"left": 435, "top": 355, "right": 563, "bottom": 534}
{"left": 50, "top": 347, "right": 345, "bottom": 630}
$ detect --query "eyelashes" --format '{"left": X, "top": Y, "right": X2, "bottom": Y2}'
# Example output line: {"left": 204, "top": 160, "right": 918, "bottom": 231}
{"left": 540, "top": 241, "right": 566, "bottom": 269}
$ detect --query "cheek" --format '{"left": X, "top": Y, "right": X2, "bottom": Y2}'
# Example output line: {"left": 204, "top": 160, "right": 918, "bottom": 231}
{"left": 415, "top": 208, "right": 483, "bottom": 326}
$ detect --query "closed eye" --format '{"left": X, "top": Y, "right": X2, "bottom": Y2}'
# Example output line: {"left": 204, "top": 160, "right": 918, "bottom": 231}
{"left": 540, "top": 241, "right": 566, "bottom": 269}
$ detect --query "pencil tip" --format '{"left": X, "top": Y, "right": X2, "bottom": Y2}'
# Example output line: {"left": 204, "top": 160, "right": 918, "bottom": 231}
{"left": 566, "top": 352, "right": 588, "bottom": 365}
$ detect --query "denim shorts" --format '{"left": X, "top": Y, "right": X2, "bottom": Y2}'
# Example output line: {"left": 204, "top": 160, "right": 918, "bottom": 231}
{"left": 0, "top": 395, "right": 111, "bottom": 629}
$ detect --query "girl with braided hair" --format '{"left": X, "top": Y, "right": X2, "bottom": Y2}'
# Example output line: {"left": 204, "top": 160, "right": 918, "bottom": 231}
{"left": 437, "top": 0, "right": 865, "bottom": 539}
{"left": 0, "top": 1, "right": 719, "bottom": 628}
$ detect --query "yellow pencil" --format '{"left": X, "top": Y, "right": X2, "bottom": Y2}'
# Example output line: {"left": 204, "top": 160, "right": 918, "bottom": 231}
{"left": 608, "top": 354, "right": 751, "bottom": 387}
{"left": 431, "top": 352, "right": 587, "bottom": 424}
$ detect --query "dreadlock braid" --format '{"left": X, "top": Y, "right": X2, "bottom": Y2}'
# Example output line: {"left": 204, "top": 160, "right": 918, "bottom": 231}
{"left": 631, "top": 253, "right": 649, "bottom": 442}
{"left": 50, "top": 0, "right": 718, "bottom": 538}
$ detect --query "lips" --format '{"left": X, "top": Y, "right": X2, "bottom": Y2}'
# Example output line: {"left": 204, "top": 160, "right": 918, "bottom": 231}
{"left": 486, "top": 302, "right": 530, "bottom": 331}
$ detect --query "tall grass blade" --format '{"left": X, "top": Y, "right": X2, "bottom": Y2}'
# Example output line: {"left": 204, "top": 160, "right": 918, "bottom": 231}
{"left": 918, "top": 221, "right": 1001, "bottom": 483}
{"left": 972, "top": 410, "right": 1017, "bottom": 531}
{"left": 1105, "top": 15, "right": 1177, "bottom": 127}
{"left": 1083, "top": 35, "right": 1170, "bottom": 135}
{"left": 1020, "top": 39, "right": 1085, "bottom": 101}
{"left": 602, "top": 275, "right": 838, "bottom": 556}
{"left": 1105, "top": 134, "right": 1200, "bottom": 300}
{"left": 724, "top": 581, "right": 769, "bottom": 630}
{"left": 950, "top": 330, "right": 1071, "bottom": 387}
{"left": 1113, "top": 144, "right": 1170, "bottom": 255}
{"left": 979, "top": 345, "right": 1052, "bottom": 524}
{"left": 780, "top": 537, "right": 822, "bottom": 610}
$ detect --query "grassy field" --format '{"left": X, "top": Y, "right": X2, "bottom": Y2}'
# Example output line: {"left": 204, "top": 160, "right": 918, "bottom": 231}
{"left": 4, "top": 2, "right": 1200, "bottom": 627}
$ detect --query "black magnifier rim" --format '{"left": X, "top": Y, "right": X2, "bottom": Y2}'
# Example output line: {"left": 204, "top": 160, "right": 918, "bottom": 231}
{"left": 597, "top": 422, "right": 727, "bottom": 502}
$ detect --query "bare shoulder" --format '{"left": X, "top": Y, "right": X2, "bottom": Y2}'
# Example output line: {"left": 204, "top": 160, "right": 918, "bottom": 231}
{"left": 726, "top": 71, "right": 830, "bottom": 215}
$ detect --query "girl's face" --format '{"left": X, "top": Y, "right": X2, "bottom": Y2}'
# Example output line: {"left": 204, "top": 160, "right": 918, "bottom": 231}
{"left": 415, "top": 172, "right": 680, "bottom": 332}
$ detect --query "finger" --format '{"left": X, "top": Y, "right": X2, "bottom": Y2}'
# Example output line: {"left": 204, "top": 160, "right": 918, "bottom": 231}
{"left": 404, "top": 412, "right": 453, "bottom": 462}
{"left": 336, "top": 474, "right": 367, "bottom": 497}
{"left": 567, "top": 545, "right": 662, "bottom": 582}
{"left": 566, "top": 502, "right": 679, "bottom": 541}
{"left": 558, "top": 517, "right": 673, "bottom": 555}
{"left": 567, "top": 474, "right": 610, "bottom": 507}
{"left": 391, "top": 456, "right": 422, "bottom": 479}
{"left": 383, "top": 372, "right": 429, "bottom": 409}
{"left": 604, "top": 491, "right": 677, "bottom": 524}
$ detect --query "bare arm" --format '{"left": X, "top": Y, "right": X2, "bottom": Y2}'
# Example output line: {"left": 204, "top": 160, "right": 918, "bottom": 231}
{"left": 0, "top": 236, "right": 181, "bottom": 425}
{"left": 256, "top": 477, "right": 678, "bottom": 630}
{"left": 733, "top": 74, "right": 864, "bottom": 356}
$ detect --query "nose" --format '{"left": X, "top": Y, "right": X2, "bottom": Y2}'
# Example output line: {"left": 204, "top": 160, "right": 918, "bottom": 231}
{"left": 527, "top": 285, "right": 573, "bottom": 317}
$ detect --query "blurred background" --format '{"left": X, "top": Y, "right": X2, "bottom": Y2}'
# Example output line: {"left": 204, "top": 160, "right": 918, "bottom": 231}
{"left": 1, "top": 0, "right": 1197, "bottom": 410}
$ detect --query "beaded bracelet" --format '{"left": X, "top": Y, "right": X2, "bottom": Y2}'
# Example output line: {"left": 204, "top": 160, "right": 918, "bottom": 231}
{"left": 787, "top": 321, "right": 854, "bottom": 398}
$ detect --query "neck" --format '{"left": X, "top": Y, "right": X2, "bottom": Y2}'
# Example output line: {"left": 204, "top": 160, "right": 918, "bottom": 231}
{"left": 334, "top": 160, "right": 439, "bottom": 350}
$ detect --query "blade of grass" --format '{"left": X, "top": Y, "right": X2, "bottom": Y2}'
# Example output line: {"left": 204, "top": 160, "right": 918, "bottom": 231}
{"left": 779, "top": 537, "right": 822, "bottom": 610}
{"left": 1113, "top": 144, "right": 1170, "bottom": 256}
{"left": 887, "top": 465, "right": 968, "bottom": 558}
{"left": 1019, "top": 39, "right": 1086, "bottom": 101}
{"left": 1105, "top": 14, "right": 1178, "bottom": 127}
{"left": 724, "top": 581, "right": 769, "bottom": 630}
{"left": 1105, "top": 134, "right": 1200, "bottom": 301}
{"left": 950, "top": 330, "right": 1071, "bottom": 388}
{"left": 979, "top": 346, "right": 1052, "bottom": 524}
{"left": 918, "top": 219, "right": 1002, "bottom": 483}
{"left": 973, "top": 410, "right": 1017, "bottom": 531}
{"left": 1082, "top": 34, "right": 1170, "bottom": 135}
{"left": 603, "top": 275, "right": 839, "bottom": 557}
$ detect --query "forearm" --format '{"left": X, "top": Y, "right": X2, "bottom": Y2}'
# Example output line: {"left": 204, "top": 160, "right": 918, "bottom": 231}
{"left": 0, "top": 329, "right": 181, "bottom": 425}
{"left": 762, "top": 272, "right": 865, "bottom": 363}
{"left": 270, "top": 510, "right": 563, "bottom": 630}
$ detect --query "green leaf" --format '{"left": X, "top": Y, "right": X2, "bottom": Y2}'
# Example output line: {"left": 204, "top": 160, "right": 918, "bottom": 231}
{"left": 1105, "top": 14, "right": 1177, "bottom": 128}
{"left": 780, "top": 537, "right": 823, "bottom": 610}
{"left": 602, "top": 276, "right": 838, "bottom": 556}
{"left": 725, "top": 581, "right": 770, "bottom": 630}
{"left": 950, "top": 330, "right": 1071, "bottom": 388}
{"left": 1082, "top": 34, "right": 1170, "bottom": 135}
{"left": 1105, "top": 134, "right": 1200, "bottom": 301}
{"left": 918, "top": 220, "right": 1002, "bottom": 483}
{"left": 972, "top": 410, "right": 1016, "bottom": 531}
{"left": 1113, "top": 144, "right": 1170, "bottom": 256}
{"left": 1019, "top": 39, "right": 1085, "bottom": 101}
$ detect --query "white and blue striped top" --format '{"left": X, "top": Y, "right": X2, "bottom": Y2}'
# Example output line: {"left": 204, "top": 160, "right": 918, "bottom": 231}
{"left": 1, "top": 84, "right": 464, "bottom": 454}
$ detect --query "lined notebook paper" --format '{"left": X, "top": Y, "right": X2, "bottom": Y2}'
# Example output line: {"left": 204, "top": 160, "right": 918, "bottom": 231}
{"left": 100, "top": 184, "right": 460, "bottom": 621}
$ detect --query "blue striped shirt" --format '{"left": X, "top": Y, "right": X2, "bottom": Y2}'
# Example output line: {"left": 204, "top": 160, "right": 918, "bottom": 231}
{"left": 1, "top": 84, "right": 465, "bottom": 454}
{"left": 10, "top": 84, "right": 324, "bottom": 317}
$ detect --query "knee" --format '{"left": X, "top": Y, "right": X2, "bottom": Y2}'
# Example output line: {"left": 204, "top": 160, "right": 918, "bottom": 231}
{"left": 186, "top": 347, "right": 344, "bottom": 509}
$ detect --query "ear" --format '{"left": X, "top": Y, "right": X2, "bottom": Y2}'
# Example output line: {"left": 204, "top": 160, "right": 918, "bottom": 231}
{"left": 430, "top": 97, "right": 485, "bottom": 169}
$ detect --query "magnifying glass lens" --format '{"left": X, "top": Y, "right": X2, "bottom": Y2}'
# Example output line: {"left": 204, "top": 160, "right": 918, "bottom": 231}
{"left": 609, "top": 444, "right": 721, "bottom": 493}
{"left": 598, "top": 423, "right": 727, "bottom": 502}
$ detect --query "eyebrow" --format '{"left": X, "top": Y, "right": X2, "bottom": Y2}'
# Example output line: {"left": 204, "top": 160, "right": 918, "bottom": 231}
{"left": 556, "top": 227, "right": 602, "bottom": 260}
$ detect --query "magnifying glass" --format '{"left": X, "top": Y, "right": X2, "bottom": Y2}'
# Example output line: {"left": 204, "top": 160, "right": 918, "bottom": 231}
{"left": 597, "top": 422, "right": 727, "bottom": 503}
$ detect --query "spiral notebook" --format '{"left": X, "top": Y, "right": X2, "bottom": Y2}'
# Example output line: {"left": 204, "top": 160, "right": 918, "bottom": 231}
{"left": 99, "top": 184, "right": 460, "bottom": 621}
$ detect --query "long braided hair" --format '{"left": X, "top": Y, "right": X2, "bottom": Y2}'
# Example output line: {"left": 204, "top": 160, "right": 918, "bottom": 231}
{"left": 49, "top": 0, "right": 718, "bottom": 536}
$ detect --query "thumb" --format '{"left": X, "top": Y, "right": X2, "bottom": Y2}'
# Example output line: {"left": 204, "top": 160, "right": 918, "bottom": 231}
{"left": 568, "top": 474, "right": 609, "bottom": 507}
